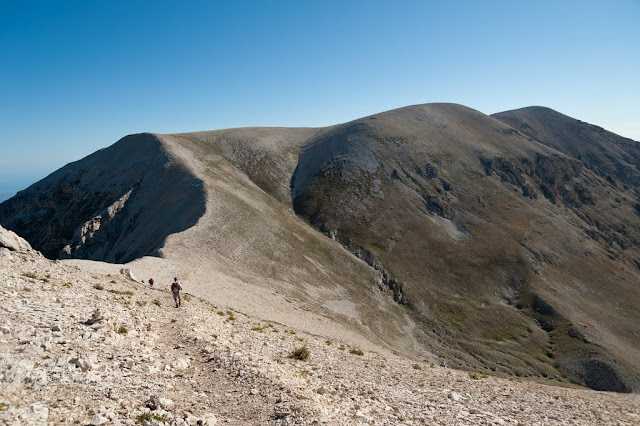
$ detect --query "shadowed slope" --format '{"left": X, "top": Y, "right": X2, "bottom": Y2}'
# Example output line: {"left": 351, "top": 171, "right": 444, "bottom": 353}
{"left": 0, "top": 133, "right": 206, "bottom": 263}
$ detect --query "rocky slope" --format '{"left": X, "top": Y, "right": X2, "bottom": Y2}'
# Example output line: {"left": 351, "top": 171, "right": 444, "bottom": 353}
{"left": 2, "top": 230, "right": 640, "bottom": 425}
{"left": 1, "top": 103, "right": 639, "bottom": 393}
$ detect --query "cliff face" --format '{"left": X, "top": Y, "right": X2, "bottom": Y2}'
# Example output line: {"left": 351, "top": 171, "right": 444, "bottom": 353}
{"left": 0, "top": 133, "right": 205, "bottom": 263}
{"left": 2, "top": 104, "right": 639, "bottom": 393}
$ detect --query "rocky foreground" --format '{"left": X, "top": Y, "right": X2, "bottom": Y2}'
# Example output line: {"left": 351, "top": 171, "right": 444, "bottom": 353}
{"left": 1, "top": 240, "right": 640, "bottom": 425}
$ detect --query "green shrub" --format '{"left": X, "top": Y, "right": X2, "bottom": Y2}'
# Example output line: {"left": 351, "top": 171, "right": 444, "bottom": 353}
{"left": 325, "top": 340, "right": 333, "bottom": 346}
{"left": 63, "top": 282, "right": 73, "bottom": 288}
{"left": 136, "top": 412, "right": 168, "bottom": 424}
{"left": 289, "top": 346, "right": 310, "bottom": 361}
{"left": 216, "top": 311, "right": 225, "bottom": 316}
{"left": 349, "top": 348, "right": 364, "bottom": 356}
{"left": 22, "top": 272, "right": 36, "bottom": 279}
{"left": 117, "top": 326, "right": 128, "bottom": 334}
{"left": 413, "top": 364, "right": 422, "bottom": 370}
{"left": 152, "top": 299, "right": 161, "bottom": 307}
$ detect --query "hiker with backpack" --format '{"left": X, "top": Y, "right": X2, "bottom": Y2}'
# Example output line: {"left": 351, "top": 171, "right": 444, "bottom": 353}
{"left": 171, "top": 277, "right": 182, "bottom": 308}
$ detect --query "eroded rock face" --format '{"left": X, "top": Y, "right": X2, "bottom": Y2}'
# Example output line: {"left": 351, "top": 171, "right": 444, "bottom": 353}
{"left": 0, "top": 133, "right": 206, "bottom": 263}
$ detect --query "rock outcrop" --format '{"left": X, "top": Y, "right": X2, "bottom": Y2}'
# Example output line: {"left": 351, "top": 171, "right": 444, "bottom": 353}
{"left": 0, "top": 225, "right": 32, "bottom": 253}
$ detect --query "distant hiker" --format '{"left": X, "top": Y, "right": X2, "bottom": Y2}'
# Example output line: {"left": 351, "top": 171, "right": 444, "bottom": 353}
{"left": 171, "top": 277, "right": 182, "bottom": 308}
{"left": 148, "top": 278, "right": 154, "bottom": 287}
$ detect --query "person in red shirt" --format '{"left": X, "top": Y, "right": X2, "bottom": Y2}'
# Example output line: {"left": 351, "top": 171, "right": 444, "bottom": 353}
{"left": 171, "top": 278, "right": 182, "bottom": 308}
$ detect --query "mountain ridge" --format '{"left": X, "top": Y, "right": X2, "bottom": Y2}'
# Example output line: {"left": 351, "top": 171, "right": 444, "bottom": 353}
{"left": 2, "top": 103, "right": 639, "bottom": 393}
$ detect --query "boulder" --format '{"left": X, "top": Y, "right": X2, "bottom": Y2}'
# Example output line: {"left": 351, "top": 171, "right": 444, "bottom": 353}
{"left": 0, "top": 225, "right": 32, "bottom": 253}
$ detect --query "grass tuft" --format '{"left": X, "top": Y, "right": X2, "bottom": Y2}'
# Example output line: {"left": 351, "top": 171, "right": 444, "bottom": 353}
{"left": 349, "top": 348, "right": 364, "bottom": 356}
{"left": 117, "top": 325, "right": 128, "bottom": 334}
{"left": 289, "top": 346, "right": 310, "bottom": 361}
{"left": 468, "top": 371, "right": 488, "bottom": 380}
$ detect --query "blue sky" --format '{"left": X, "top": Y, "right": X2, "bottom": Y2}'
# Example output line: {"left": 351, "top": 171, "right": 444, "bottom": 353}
{"left": 1, "top": 0, "right": 639, "bottom": 199}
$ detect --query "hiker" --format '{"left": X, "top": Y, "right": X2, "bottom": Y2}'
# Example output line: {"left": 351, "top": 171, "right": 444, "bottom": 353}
{"left": 148, "top": 278, "right": 154, "bottom": 287}
{"left": 171, "top": 277, "right": 182, "bottom": 308}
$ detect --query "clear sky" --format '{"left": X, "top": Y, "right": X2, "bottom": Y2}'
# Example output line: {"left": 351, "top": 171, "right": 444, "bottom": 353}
{"left": 1, "top": 0, "right": 639, "bottom": 200}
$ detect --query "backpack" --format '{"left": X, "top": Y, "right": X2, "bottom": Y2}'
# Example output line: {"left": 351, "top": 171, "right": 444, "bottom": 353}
{"left": 171, "top": 282, "right": 181, "bottom": 293}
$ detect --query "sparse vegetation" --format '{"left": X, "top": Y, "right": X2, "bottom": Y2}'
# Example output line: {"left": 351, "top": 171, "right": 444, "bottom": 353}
{"left": 325, "top": 340, "right": 333, "bottom": 346}
{"left": 110, "top": 280, "right": 116, "bottom": 283}
{"left": 350, "top": 348, "right": 364, "bottom": 356}
{"left": 21, "top": 287, "right": 32, "bottom": 292}
{"left": 63, "top": 282, "right": 73, "bottom": 288}
{"left": 468, "top": 371, "right": 488, "bottom": 380}
{"left": 136, "top": 412, "right": 168, "bottom": 424}
{"left": 135, "top": 301, "right": 147, "bottom": 306}
{"left": 94, "top": 284, "right": 104, "bottom": 290}
{"left": 216, "top": 311, "right": 225, "bottom": 316}
{"left": 412, "top": 364, "right": 422, "bottom": 370}
{"left": 183, "top": 294, "right": 192, "bottom": 302}
{"left": 289, "top": 346, "right": 310, "bottom": 361}
{"left": 22, "top": 272, "right": 37, "bottom": 279}
{"left": 338, "top": 345, "right": 346, "bottom": 351}
{"left": 152, "top": 299, "right": 161, "bottom": 307}
{"left": 117, "top": 325, "right": 128, "bottom": 334}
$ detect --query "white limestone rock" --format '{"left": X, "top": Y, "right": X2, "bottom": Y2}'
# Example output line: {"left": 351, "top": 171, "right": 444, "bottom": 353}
{"left": 0, "top": 225, "right": 32, "bottom": 253}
